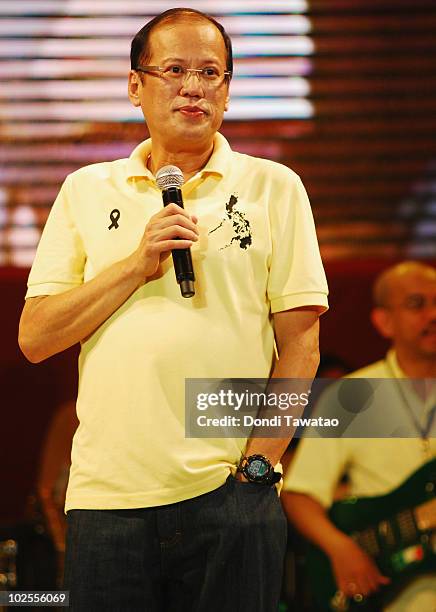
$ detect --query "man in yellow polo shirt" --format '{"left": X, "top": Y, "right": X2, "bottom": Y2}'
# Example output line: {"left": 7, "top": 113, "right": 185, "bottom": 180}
{"left": 19, "top": 8, "right": 328, "bottom": 611}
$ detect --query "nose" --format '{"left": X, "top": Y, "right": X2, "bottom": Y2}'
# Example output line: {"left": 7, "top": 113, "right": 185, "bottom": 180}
{"left": 427, "top": 297, "right": 436, "bottom": 314}
{"left": 423, "top": 299, "right": 436, "bottom": 327}
{"left": 180, "top": 70, "right": 204, "bottom": 97}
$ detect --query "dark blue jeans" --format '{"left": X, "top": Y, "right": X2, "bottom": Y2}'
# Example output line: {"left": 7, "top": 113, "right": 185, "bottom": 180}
{"left": 64, "top": 475, "right": 287, "bottom": 612}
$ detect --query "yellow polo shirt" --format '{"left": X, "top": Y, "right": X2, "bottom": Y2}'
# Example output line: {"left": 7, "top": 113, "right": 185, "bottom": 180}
{"left": 26, "top": 133, "right": 328, "bottom": 511}
{"left": 283, "top": 350, "right": 436, "bottom": 506}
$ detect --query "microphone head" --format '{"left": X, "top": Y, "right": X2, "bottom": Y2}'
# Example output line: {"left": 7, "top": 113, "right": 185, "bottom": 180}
{"left": 156, "top": 165, "right": 184, "bottom": 190}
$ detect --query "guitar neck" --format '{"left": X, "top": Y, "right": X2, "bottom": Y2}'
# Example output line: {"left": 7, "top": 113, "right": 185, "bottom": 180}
{"left": 354, "top": 498, "right": 436, "bottom": 557}
{"left": 308, "top": 460, "right": 436, "bottom": 612}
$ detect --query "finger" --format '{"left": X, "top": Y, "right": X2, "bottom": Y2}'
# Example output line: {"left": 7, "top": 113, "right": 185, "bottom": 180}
{"left": 153, "top": 225, "right": 198, "bottom": 243}
{"left": 343, "top": 579, "right": 368, "bottom": 598}
{"left": 366, "top": 574, "right": 381, "bottom": 593}
{"left": 339, "top": 579, "right": 357, "bottom": 598}
{"left": 357, "top": 577, "right": 373, "bottom": 597}
{"left": 154, "top": 214, "right": 199, "bottom": 234}
{"left": 162, "top": 204, "right": 198, "bottom": 227}
{"left": 154, "top": 239, "right": 195, "bottom": 253}
{"left": 368, "top": 567, "right": 390, "bottom": 590}
{"left": 148, "top": 204, "right": 190, "bottom": 225}
{"left": 158, "top": 203, "right": 192, "bottom": 219}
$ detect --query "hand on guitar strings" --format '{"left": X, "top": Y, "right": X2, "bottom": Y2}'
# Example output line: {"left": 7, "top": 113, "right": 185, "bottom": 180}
{"left": 329, "top": 534, "right": 391, "bottom": 599}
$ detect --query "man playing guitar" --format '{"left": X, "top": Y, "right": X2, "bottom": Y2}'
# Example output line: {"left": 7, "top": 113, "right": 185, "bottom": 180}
{"left": 282, "top": 261, "right": 436, "bottom": 611}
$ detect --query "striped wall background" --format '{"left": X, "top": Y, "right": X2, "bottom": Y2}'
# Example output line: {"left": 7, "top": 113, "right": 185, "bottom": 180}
{"left": 0, "top": 0, "right": 435, "bottom": 265}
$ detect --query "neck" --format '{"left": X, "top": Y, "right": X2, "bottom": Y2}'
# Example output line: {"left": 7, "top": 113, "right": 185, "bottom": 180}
{"left": 394, "top": 347, "right": 436, "bottom": 378}
{"left": 147, "top": 140, "right": 214, "bottom": 183}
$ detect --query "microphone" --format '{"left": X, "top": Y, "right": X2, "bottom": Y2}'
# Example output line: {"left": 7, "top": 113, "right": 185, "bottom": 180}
{"left": 155, "top": 165, "right": 195, "bottom": 298}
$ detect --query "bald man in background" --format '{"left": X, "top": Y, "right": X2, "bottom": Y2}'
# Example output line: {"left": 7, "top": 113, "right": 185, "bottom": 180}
{"left": 282, "top": 261, "right": 436, "bottom": 611}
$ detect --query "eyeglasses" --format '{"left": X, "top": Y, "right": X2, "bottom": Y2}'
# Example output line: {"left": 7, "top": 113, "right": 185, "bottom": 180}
{"left": 135, "top": 64, "right": 232, "bottom": 86}
{"left": 385, "top": 295, "right": 436, "bottom": 311}
{"left": 403, "top": 295, "right": 436, "bottom": 310}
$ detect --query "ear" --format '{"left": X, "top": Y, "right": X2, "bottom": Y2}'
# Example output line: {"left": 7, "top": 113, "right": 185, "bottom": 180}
{"left": 224, "top": 92, "right": 230, "bottom": 112}
{"left": 222, "top": 77, "right": 231, "bottom": 111}
{"left": 128, "top": 70, "right": 142, "bottom": 107}
{"left": 371, "top": 307, "right": 394, "bottom": 340}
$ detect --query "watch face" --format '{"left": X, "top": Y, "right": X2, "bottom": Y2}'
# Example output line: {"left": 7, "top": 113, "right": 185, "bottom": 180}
{"left": 248, "top": 458, "right": 269, "bottom": 479}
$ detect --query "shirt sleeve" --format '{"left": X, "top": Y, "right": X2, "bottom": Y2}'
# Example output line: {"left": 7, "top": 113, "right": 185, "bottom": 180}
{"left": 267, "top": 172, "right": 328, "bottom": 313}
{"left": 282, "top": 437, "right": 349, "bottom": 508}
{"left": 26, "top": 175, "right": 86, "bottom": 298}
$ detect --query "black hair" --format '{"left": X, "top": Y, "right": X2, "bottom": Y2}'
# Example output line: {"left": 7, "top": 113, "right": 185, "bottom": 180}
{"left": 130, "top": 7, "right": 233, "bottom": 79}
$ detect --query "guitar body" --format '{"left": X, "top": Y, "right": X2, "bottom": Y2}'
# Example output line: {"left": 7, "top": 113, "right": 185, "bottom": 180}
{"left": 306, "top": 459, "right": 436, "bottom": 611}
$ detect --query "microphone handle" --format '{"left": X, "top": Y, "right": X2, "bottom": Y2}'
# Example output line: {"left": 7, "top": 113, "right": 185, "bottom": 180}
{"left": 162, "top": 187, "right": 195, "bottom": 298}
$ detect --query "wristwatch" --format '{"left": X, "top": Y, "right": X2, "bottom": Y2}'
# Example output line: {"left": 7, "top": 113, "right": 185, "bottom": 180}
{"left": 237, "top": 454, "right": 282, "bottom": 485}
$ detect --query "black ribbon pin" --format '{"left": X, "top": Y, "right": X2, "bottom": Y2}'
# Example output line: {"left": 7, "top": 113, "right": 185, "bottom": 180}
{"left": 108, "top": 209, "right": 120, "bottom": 230}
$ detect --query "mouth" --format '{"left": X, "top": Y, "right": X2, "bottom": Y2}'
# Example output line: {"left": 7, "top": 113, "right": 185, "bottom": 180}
{"left": 177, "top": 106, "right": 206, "bottom": 118}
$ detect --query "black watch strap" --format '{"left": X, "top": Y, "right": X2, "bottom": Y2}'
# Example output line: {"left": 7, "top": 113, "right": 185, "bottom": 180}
{"left": 238, "top": 454, "right": 281, "bottom": 485}
{"left": 269, "top": 470, "right": 282, "bottom": 485}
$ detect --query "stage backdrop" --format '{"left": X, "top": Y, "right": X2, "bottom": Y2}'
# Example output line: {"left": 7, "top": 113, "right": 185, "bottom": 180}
{"left": 0, "top": 1, "right": 435, "bottom": 524}
{"left": 1, "top": 0, "right": 436, "bottom": 265}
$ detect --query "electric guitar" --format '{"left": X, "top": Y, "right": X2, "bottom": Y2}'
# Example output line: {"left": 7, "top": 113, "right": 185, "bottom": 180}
{"left": 306, "top": 458, "right": 436, "bottom": 611}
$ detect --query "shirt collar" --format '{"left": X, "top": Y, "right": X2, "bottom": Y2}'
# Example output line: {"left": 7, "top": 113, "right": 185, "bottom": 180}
{"left": 125, "top": 132, "right": 232, "bottom": 185}
{"left": 386, "top": 349, "right": 407, "bottom": 378}
{"left": 386, "top": 349, "right": 436, "bottom": 416}
{"left": 125, "top": 139, "right": 154, "bottom": 182}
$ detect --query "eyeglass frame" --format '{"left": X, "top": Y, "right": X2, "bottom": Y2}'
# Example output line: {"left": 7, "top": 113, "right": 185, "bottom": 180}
{"left": 134, "top": 65, "right": 232, "bottom": 85}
